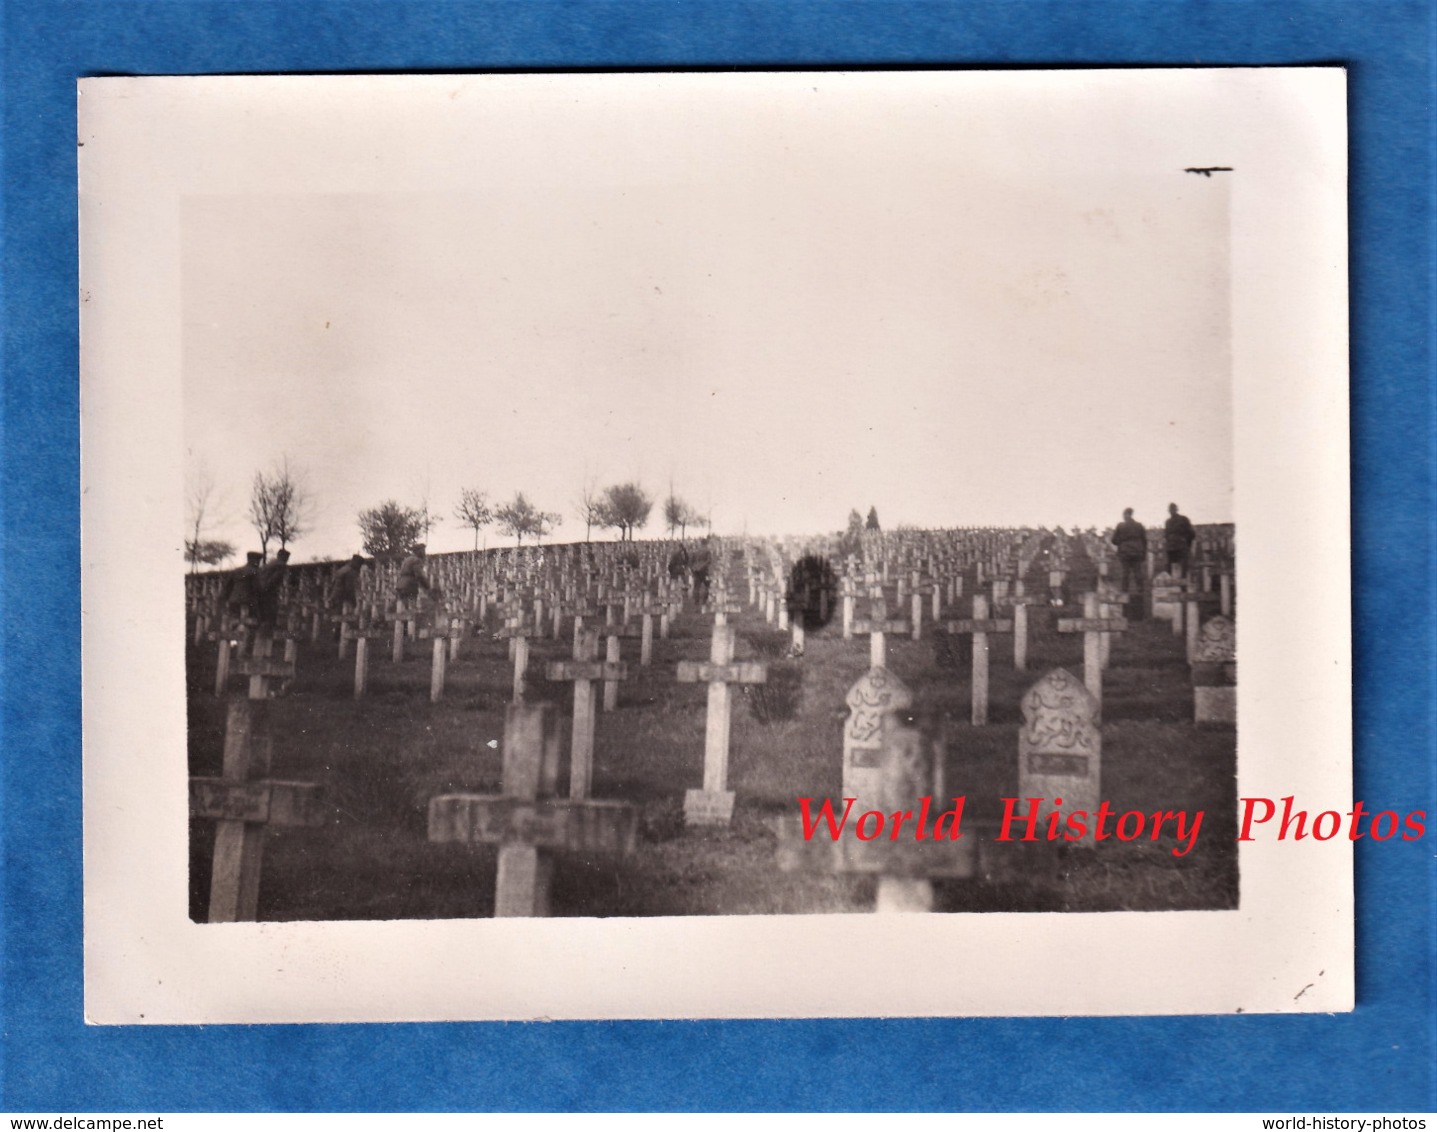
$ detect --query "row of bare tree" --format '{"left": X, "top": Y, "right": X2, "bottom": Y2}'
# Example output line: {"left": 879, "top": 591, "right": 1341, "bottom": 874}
{"left": 186, "top": 461, "right": 712, "bottom": 569}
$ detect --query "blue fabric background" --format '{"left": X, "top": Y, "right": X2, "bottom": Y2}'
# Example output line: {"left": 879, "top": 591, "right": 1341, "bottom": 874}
{"left": 3, "top": 0, "right": 1433, "bottom": 1113}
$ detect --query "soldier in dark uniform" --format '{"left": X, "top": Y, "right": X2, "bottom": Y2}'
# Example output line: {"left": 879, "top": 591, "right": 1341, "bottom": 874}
{"left": 220, "top": 551, "right": 263, "bottom": 624}
{"left": 326, "top": 553, "right": 368, "bottom": 610}
{"left": 1164, "top": 503, "right": 1197, "bottom": 580}
{"left": 1111, "top": 508, "right": 1148, "bottom": 599}
{"left": 253, "top": 548, "right": 291, "bottom": 634}
{"left": 689, "top": 537, "right": 714, "bottom": 605}
{"left": 395, "top": 543, "right": 439, "bottom": 607}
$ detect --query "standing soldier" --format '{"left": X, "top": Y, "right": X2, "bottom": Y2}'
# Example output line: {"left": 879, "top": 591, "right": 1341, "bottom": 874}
{"left": 1164, "top": 502, "right": 1197, "bottom": 580}
{"left": 689, "top": 535, "right": 715, "bottom": 605}
{"left": 253, "top": 548, "right": 291, "bottom": 636}
{"left": 395, "top": 543, "right": 440, "bottom": 611}
{"left": 219, "top": 551, "right": 264, "bottom": 627}
{"left": 1111, "top": 508, "right": 1148, "bottom": 608}
{"left": 326, "top": 553, "right": 368, "bottom": 612}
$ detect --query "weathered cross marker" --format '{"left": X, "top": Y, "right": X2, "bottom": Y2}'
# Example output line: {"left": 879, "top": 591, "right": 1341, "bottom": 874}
{"left": 191, "top": 650, "right": 319, "bottom": 923}
{"left": 851, "top": 598, "right": 911, "bottom": 670}
{"left": 944, "top": 595, "right": 1013, "bottom": 726}
{"left": 234, "top": 636, "right": 295, "bottom": 700}
{"left": 428, "top": 703, "right": 638, "bottom": 917}
{"left": 342, "top": 623, "right": 389, "bottom": 699}
{"left": 703, "top": 593, "right": 744, "bottom": 627}
{"left": 779, "top": 712, "right": 976, "bottom": 912}
{"left": 602, "top": 632, "right": 623, "bottom": 711}
{"left": 545, "top": 629, "right": 627, "bottom": 799}
{"left": 634, "top": 600, "right": 661, "bottom": 666}
{"left": 676, "top": 623, "right": 767, "bottom": 825}
{"left": 498, "top": 614, "right": 537, "bottom": 704}
{"left": 391, "top": 609, "right": 420, "bottom": 663}
{"left": 206, "top": 626, "right": 233, "bottom": 697}
{"left": 1011, "top": 598, "right": 1032, "bottom": 672}
{"left": 418, "top": 618, "right": 456, "bottom": 703}
{"left": 1057, "top": 593, "right": 1129, "bottom": 709}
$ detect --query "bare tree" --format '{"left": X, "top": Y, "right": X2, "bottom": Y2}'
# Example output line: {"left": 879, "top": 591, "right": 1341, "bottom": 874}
{"left": 454, "top": 488, "right": 494, "bottom": 550}
{"left": 574, "top": 478, "right": 608, "bottom": 543}
{"left": 186, "top": 463, "right": 223, "bottom": 573}
{"left": 357, "top": 500, "right": 426, "bottom": 561}
{"left": 663, "top": 493, "right": 702, "bottom": 539}
{"left": 602, "top": 482, "right": 653, "bottom": 542}
{"left": 249, "top": 456, "right": 312, "bottom": 560}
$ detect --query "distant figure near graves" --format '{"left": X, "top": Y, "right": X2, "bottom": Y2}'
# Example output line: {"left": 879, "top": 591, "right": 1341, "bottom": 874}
{"left": 1164, "top": 503, "right": 1197, "bottom": 580}
{"left": 253, "top": 548, "right": 291, "bottom": 633}
{"left": 220, "top": 551, "right": 264, "bottom": 620}
{"left": 395, "top": 543, "right": 440, "bottom": 607}
{"left": 326, "top": 553, "right": 367, "bottom": 610}
{"left": 690, "top": 537, "right": 715, "bottom": 605}
{"left": 788, "top": 554, "right": 836, "bottom": 630}
{"left": 1111, "top": 508, "right": 1148, "bottom": 600}
{"left": 667, "top": 543, "right": 691, "bottom": 586}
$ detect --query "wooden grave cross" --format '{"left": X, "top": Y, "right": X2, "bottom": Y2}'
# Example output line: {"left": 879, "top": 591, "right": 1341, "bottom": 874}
{"left": 943, "top": 594, "right": 1013, "bottom": 725}
{"left": 675, "top": 623, "right": 767, "bottom": 825}
{"left": 428, "top": 703, "right": 638, "bottom": 917}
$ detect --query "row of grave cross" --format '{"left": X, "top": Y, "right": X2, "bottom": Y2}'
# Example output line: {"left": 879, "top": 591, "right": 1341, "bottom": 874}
{"left": 191, "top": 617, "right": 1235, "bottom": 923}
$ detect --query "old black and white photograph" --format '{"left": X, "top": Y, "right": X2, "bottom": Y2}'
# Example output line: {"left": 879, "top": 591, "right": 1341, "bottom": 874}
{"left": 80, "top": 70, "right": 1351, "bottom": 1022}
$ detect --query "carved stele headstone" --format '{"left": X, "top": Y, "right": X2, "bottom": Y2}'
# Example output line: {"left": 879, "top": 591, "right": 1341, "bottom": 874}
{"left": 1192, "top": 615, "right": 1237, "bottom": 723}
{"left": 842, "top": 667, "right": 913, "bottom": 813}
{"left": 1017, "top": 668, "right": 1101, "bottom": 846}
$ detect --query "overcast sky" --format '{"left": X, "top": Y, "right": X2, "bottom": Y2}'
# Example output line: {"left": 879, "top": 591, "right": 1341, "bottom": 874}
{"left": 179, "top": 72, "right": 1233, "bottom": 561}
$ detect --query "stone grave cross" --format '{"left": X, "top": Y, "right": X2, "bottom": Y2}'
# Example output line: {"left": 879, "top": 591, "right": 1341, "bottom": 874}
{"left": 851, "top": 597, "right": 911, "bottom": 670}
{"left": 545, "top": 629, "right": 627, "bottom": 799}
{"left": 428, "top": 703, "right": 638, "bottom": 916}
{"left": 943, "top": 594, "right": 1013, "bottom": 726}
{"left": 190, "top": 643, "right": 319, "bottom": 923}
{"left": 1056, "top": 593, "right": 1129, "bottom": 710}
{"left": 675, "top": 623, "right": 768, "bottom": 825}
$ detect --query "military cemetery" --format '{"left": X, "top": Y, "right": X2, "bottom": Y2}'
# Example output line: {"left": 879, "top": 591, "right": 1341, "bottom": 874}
{"left": 186, "top": 519, "right": 1238, "bottom": 921}
{"left": 171, "top": 76, "right": 1242, "bottom": 925}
